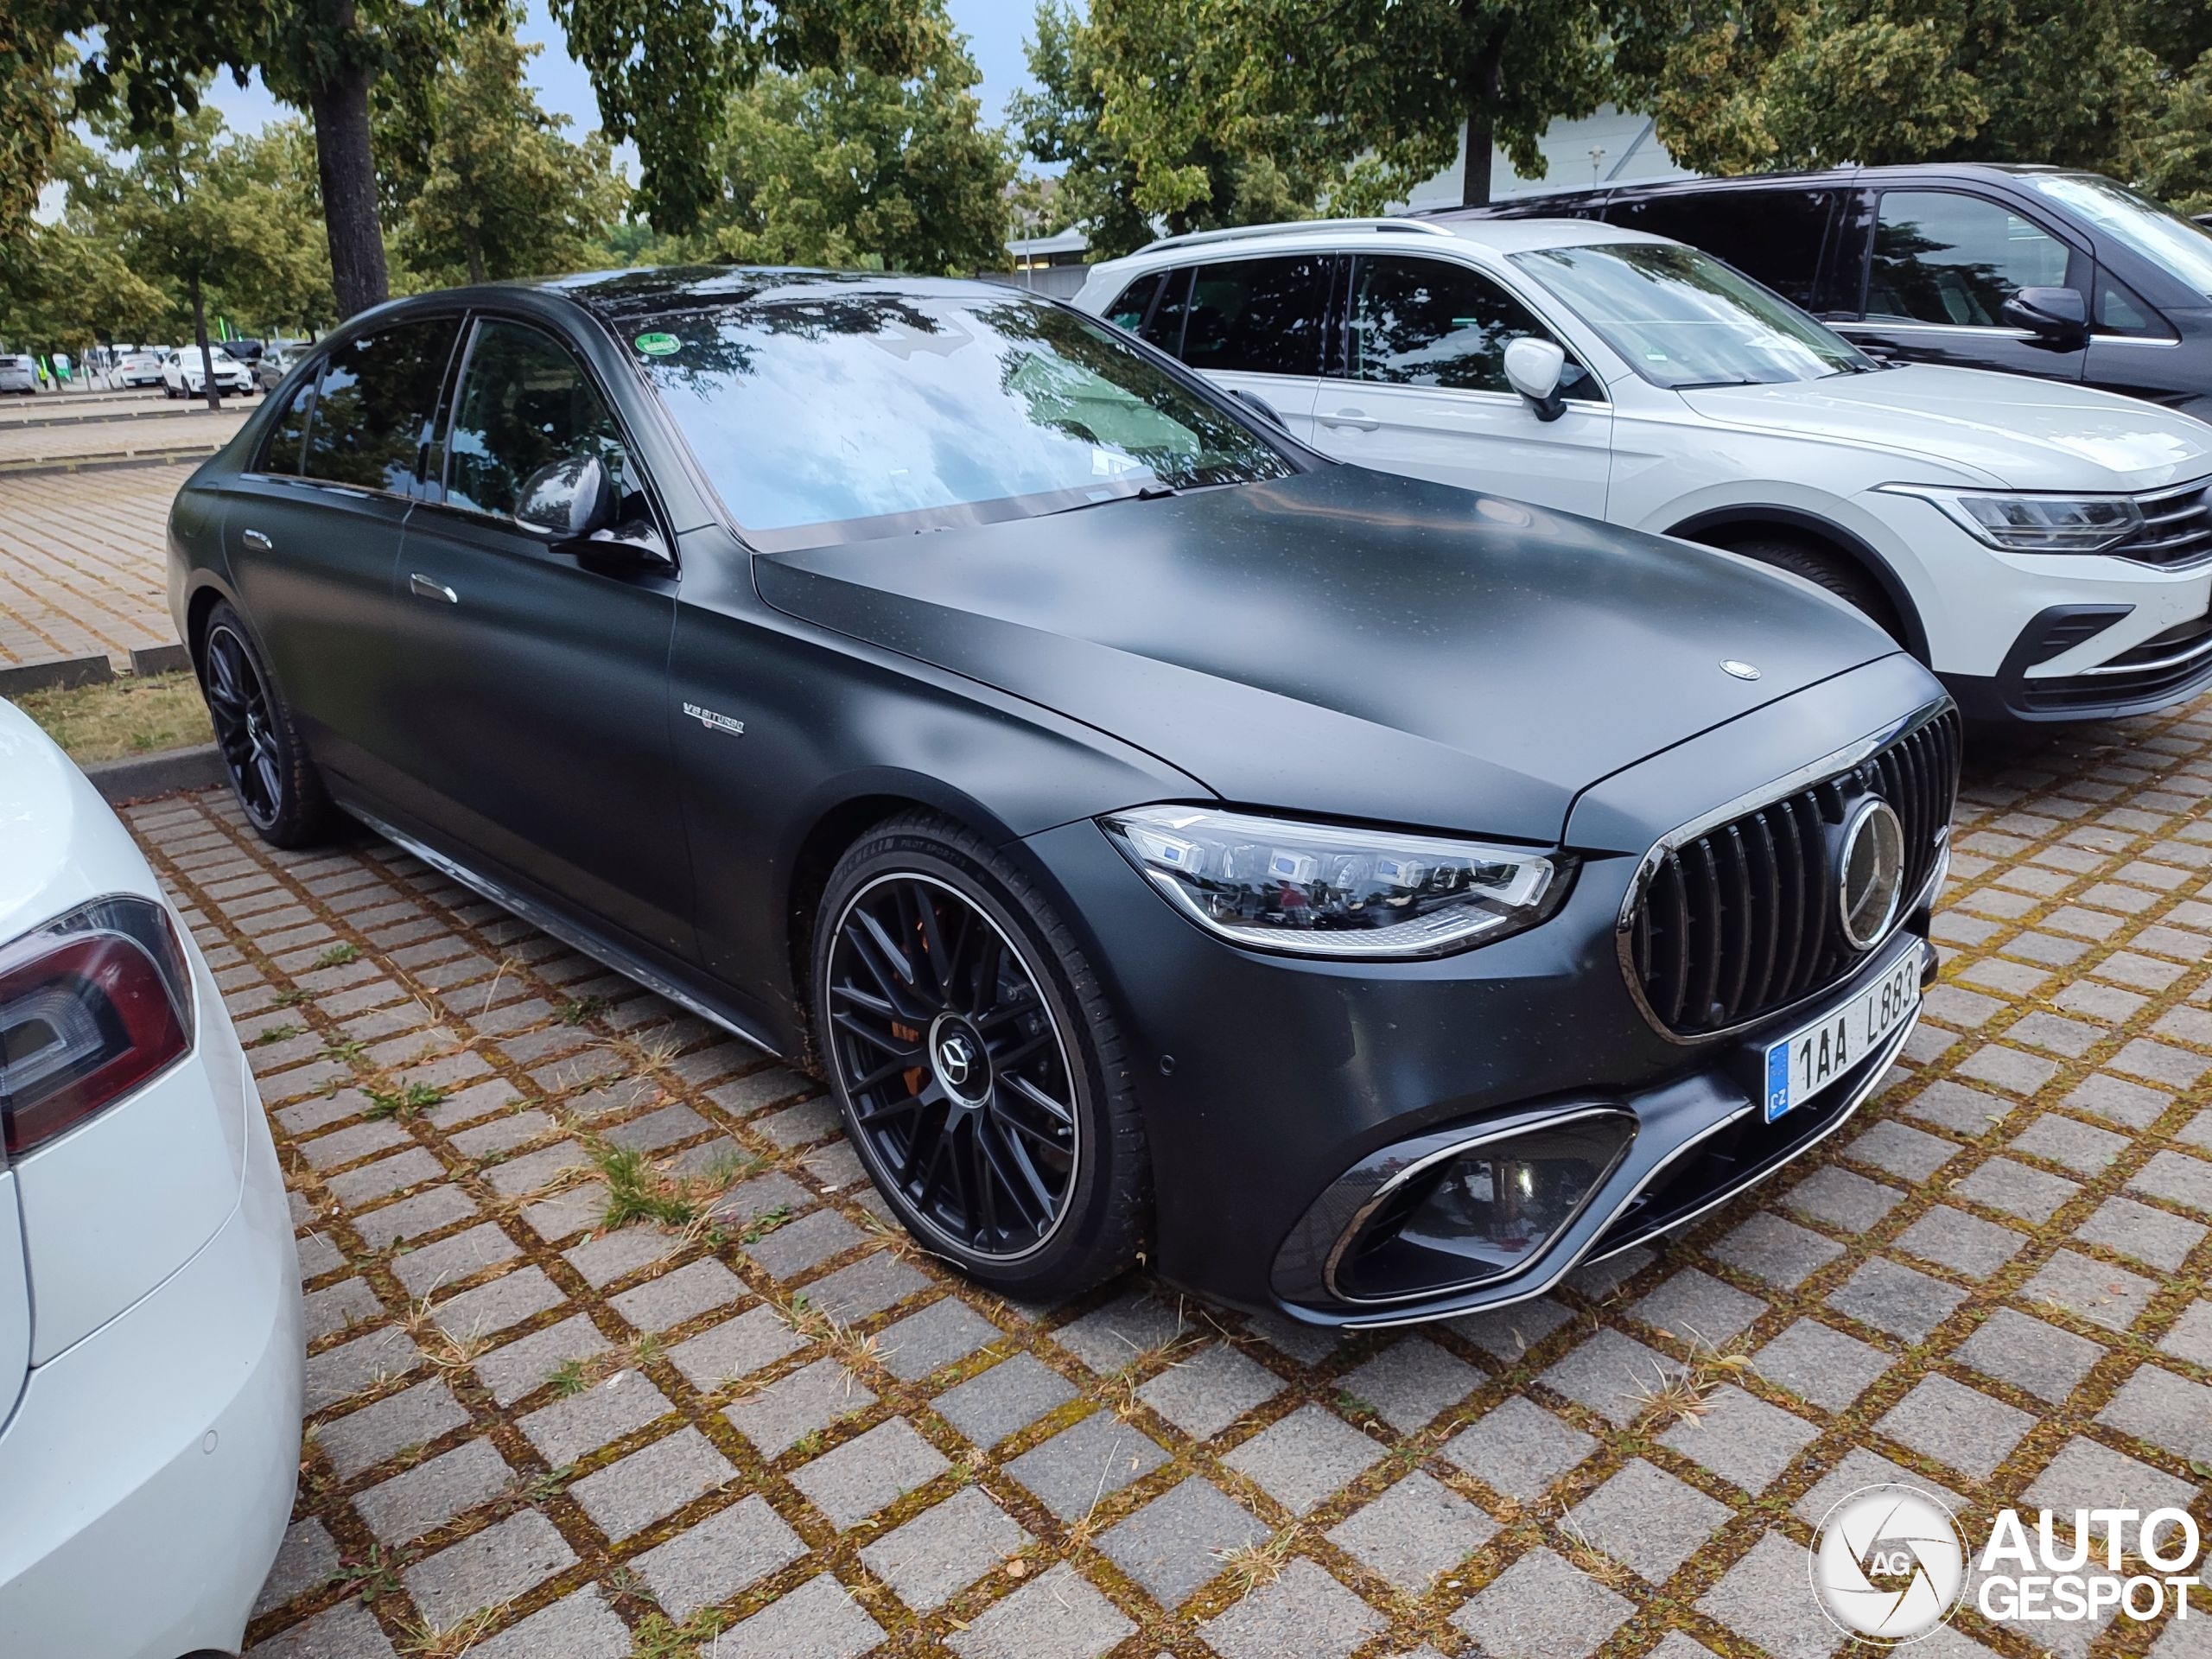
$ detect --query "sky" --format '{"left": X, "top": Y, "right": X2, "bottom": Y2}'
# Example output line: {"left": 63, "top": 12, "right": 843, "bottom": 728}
{"left": 194, "top": 0, "right": 1046, "bottom": 152}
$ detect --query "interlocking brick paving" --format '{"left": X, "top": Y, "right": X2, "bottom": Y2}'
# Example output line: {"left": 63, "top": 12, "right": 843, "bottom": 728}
{"left": 114, "top": 695, "right": 2212, "bottom": 1659}
{"left": 0, "top": 467, "right": 194, "bottom": 668}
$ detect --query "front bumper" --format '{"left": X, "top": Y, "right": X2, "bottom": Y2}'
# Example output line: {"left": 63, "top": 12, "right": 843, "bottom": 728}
{"left": 0, "top": 1095, "right": 302, "bottom": 1657}
{"left": 1020, "top": 653, "right": 1952, "bottom": 1326}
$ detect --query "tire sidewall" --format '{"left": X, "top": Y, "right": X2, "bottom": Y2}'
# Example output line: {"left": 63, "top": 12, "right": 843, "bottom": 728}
{"left": 812, "top": 824, "right": 1122, "bottom": 1294}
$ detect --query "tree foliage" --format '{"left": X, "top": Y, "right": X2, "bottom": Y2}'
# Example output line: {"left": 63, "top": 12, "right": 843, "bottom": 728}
{"left": 396, "top": 18, "right": 628, "bottom": 286}
{"left": 695, "top": 13, "right": 1012, "bottom": 275}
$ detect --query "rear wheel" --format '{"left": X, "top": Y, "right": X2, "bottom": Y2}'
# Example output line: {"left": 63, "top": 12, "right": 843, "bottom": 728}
{"left": 198, "top": 602, "right": 337, "bottom": 848}
{"left": 812, "top": 813, "right": 1148, "bottom": 1300}
{"left": 1724, "top": 533, "right": 1908, "bottom": 647}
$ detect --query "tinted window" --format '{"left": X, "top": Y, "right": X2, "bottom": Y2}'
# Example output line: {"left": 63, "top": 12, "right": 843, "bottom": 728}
{"left": 1613, "top": 190, "right": 1835, "bottom": 308}
{"left": 1140, "top": 269, "right": 1192, "bottom": 352}
{"left": 1349, "top": 255, "right": 1586, "bottom": 396}
{"left": 1179, "top": 256, "right": 1329, "bottom": 376}
{"left": 446, "top": 321, "right": 636, "bottom": 521}
{"left": 302, "top": 317, "right": 460, "bottom": 492}
{"left": 1107, "top": 273, "right": 1165, "bottom": 333}
{"left": 263, "top": 374, "right": 315, "bottom": 476}
{"left": 632, "top": 286, "right": 1294, "bottom": 550}
{"left": 1869, "top": 193, "right": 2071, "bottom": 326}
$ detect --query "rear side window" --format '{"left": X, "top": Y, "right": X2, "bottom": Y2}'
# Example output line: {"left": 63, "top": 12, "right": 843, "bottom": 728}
{"left": 1868, "top": 192, "right": 2073, "bottom": 326}
{"left": 444, "top": 320, "right": 635, "bottom": 521}
{"left": 1179, "top": 256, "right": 1330, "bottom": 376}
{"left": 1348, "top": 255, "right": 1592, "bottom": 397}
{"left": 1106, "top": 273, "right": 1165, "bottom": 333}
{"left": 1611, "top": 189, "right": 1836, "bottom": 308}
{"left": 302, "top": 317, "right": 462, "bottom": 493}
{"left": 262, "top": 374, "right": 316, "bottom": 476}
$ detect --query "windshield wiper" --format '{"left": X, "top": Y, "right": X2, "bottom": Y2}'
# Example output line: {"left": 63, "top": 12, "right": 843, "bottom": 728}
{"left": 1046, "top": 483, "right": 1181, "bottom": 516}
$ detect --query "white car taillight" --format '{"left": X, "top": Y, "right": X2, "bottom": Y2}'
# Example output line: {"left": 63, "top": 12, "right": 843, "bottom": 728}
{"left": 0, "top": 897, "right": 194, "bottom": 1158}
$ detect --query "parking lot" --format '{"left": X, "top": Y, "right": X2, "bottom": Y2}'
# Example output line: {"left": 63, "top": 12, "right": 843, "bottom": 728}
{"left": 105, "top": 699, "right": 2211, "bottom": 1659}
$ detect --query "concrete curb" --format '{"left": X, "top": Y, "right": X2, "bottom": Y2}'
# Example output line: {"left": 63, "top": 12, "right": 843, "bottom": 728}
{"left": 0, "top": 402, "right": 228, "bottom": 431}
{"left": 81, "top": 743, "right": 226, "bottom": 804}
{"left": 0, "top": 445, "right": 221, "bottom": 478}
{"left": 130, "top": 643, "right": 193, "bottom": 676}
{"left": 0, "top": 654, "right": 112, "bottom": 696}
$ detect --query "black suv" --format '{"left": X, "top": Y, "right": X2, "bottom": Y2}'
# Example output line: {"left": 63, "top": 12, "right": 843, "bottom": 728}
{"left": 1457, "top": 164, "right": 2212, "bottom": 418}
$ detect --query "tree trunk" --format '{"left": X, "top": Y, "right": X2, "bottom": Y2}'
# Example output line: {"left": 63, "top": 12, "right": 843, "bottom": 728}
{"left": 1459, "top": 18, "right": 1512, "bottom": 208}
{"left": 466, "top": 238, "right": 487, "bottom": 286}
{"left": 307, "top": 0, "right": 390, "bottom": 318}
{"left": 190, "top": 275, "right": 220, "bottom": 412}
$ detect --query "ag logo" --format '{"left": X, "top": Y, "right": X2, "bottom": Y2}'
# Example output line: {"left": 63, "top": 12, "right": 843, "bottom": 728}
{"left": 1809, "top": 1484, "right": 1968, "bottom": 1643}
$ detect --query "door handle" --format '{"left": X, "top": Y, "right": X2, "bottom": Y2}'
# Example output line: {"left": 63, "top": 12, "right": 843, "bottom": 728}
{"left": 240, "top": 529, "right": 272, "bottom": 550}
{"left": 1319, "top": 409, "right": 1381, "bottom": 431}
{"left": 409, "top": 572, "right": 458, "bottom": 604}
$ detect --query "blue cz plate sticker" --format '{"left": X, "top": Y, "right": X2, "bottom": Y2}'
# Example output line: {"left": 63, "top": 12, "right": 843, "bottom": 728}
{"left": 1764, "top": 942, "right": 1924, "bottom": 1123}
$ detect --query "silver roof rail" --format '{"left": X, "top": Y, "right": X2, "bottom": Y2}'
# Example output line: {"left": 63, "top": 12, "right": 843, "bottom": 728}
{"left": 1133, "top": 217, "right": 1459, "bottom": 257}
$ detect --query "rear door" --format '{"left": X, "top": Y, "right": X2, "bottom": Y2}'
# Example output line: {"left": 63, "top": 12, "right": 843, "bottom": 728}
{"left": 1306, "top": 252, "right": 1612, "bottom": 514}
{"left": 221, "top": 315, "right": 461, "bottom": 800}
{"left": 1149, "top": 253, "right": 1333, "bottom": 439}
{"left": 1835, "top": 188, "right": 2089, "bottom": 382}
{"left": 391, "top": 315, "right": 693, "bottom": 960}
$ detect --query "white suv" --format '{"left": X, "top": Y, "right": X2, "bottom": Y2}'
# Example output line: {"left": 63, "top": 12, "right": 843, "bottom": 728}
{"left": 162, "top": 345, "right": 254, "bottom": 398}
{"left": 1074, "top": 217, "right": 2212, "bottom": 724}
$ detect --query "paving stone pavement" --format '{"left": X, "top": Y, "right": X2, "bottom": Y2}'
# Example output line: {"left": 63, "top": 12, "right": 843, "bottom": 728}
{"left": 0, "top": 466, "right": 193, "bottom": 668}
{"left": 115, "top": 696, "right": 2212, "bottom": 1659}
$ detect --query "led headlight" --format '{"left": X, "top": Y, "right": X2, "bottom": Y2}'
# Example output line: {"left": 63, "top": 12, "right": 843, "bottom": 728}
{"left": 1099, "top": 805, "right": 1570, "bottom": 958}
{"left": 1879, "top": 484, "right": 2143, "bottom": 553}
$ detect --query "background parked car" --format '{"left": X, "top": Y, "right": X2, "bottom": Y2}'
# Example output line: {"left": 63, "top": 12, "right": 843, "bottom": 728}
{"left": 162, "top": 345, "right": 254, "bottom": 398}
{"left": 112, "top": 349, "right": 166, "bottom": 389}
{"left": 0, "top": 699, "right": 302, "bottom": 1656}
{"left": 0, "top": 355, "right": 35, "bottom": 394}
{"left": 1463, "top": 164, "right": 2212, "bottom": 420}
{"left": 254, "top": 342, "right": 308, "bottom": 394}
{"left": 1077, "top": 215, "right": 2212, "bottom": 725}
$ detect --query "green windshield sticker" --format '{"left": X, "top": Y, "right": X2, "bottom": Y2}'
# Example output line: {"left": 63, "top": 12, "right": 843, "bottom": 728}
{"left": 634, "top": 331, "right": 682, "bottom": 357}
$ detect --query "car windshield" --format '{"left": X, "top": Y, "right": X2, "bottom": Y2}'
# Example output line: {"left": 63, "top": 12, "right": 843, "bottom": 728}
{"left": 627, "top": 286, "right": 1296, "bottom": 550}
{"left": 1510, "top": 242, "right": 1875, "bottom": 388}
{"left": 2024, "top": 173, "right": 2212, "bottom": 301}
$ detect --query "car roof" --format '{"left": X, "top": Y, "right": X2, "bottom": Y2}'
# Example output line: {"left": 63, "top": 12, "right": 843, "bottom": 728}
{"left": 537, "top": 265, "right": 1051, "bottom": 324}
{"left": 1417, "top": 161, "right": 2107, "bottom": 217}
{"left": 1089, "top": 214, "right": 1666, "bottom": 279}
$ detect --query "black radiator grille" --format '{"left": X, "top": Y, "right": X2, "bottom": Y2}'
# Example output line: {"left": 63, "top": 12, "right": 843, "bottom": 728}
{"left": 1626, "top": 709, "right": 1961, "bottom": 1037}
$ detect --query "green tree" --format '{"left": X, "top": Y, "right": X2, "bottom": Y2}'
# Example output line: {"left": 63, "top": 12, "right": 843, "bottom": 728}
{"left": 0, "top": 218, "right": 171, "bottom": 353}
{"left": 0, "top": 11, "right": 70, "bottom": 246}
{"left": 698, "top": 6, "right": 1011, "bottom": 274}
{"left": 221, "top": 119, "right": 339, "bottom": 334}
{"left": 69, "top": 103, "right": 291, "bottom": 406}
{"left": 397, "top": 19, "right": 627, "bottom": 285}
{"left": 14, "top": 0, "right": 940, "bottom": 321}
{"left": 1613, "top": 0, "right": 2158, "bottom": 178}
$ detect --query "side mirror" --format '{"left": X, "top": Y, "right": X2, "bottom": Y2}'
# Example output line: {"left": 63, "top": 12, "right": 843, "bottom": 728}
{"left": 516, "top": 454, "right": 617, "bottom": 541}
{"left": 1231, "top": 387, "right": 1288, "bottom": 429}
{"left": 2002, "top": 287, "right": 2088, "bottom": 349}
{"left": 1504, "top": 337, "right": 1569, "bottom": 422}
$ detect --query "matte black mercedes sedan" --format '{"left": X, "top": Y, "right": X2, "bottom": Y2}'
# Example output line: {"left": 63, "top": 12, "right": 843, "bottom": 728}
{"left": 168, "top": 269, "right": 1960, "bottom": 1327}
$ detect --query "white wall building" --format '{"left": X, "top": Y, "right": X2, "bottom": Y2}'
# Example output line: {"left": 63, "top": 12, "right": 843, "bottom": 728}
{"left": 1397, "top": 104, "right": 1693, "bottom": 211}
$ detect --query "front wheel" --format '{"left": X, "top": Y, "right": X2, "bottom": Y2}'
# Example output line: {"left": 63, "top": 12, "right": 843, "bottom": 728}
{"left": 812, "top": 813, "right": 1149, "bottom": 1300}
{"left": 197, "top": 602, "right": 338, "bottom": 848}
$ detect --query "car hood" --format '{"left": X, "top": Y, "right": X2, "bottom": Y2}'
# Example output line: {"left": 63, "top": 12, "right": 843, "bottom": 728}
{"left": 1679, "top": 364, "right": 2212, "bottom": 491}
{"left": 753, "top": 467, "right": 1898, "bottom": 845}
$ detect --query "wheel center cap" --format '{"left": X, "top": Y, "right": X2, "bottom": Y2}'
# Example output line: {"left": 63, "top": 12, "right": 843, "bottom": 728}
{"left": 928, "top": 1016, "right": 990, "bottom": 1104}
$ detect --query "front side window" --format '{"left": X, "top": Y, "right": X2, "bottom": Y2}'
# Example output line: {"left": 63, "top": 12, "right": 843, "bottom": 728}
{"left": 1613, "top": 189, "right": 1836, "bottom": 308}
{"left": 631, "top": 283, "right": 1295, "bottom": 550}
{"left": 445, "top": 321, "right": 635, "bottom": 521}
{"left": 301, "top": 317, "right": 461, "bottom": 492}
{"left": 1868, "top": 192, "right": 2072, "bottom": 327}
{"left": 1178, "top": 256, "right": 1330, "bottom": 377}
{"left": 1348, "top": 255, "right": 1592, "bottom": 397}
{"left": 263, "top": 373, "right": 316, "bottom": 476}
{"left": 1511, "top": 242, "right": 1872, "bottom": 387}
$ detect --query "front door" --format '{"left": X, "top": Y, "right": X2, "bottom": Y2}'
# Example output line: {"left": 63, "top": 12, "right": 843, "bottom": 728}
{"left": 1837, "top": 189, "right": 2089, "bottom": 385}
{"left": 390, "top": 316, "right": 694, "bottom": 962}
{"left": 1306, "top": 252, "right": 1613, "bottom": 516}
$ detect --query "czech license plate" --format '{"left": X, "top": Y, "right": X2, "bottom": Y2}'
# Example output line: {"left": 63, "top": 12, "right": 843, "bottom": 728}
{"left": 1764, "top": 942, "right": 1924, "bottom": 1123}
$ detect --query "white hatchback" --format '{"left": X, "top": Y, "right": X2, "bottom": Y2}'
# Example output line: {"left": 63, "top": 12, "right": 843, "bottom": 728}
{"left": 1075, "top": 217, "right": 2212, "bottom": 724}
{"left": 0, "top": 700, "right": 301, "bottom": 1656}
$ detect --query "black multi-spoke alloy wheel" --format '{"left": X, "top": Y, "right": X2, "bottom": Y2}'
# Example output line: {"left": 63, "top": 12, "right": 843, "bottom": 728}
{"left": 814, "top": 814, "right": 1148, "bottom": 1297}
{"left": 198, "top": 601, "right": 336, "bottom": 848}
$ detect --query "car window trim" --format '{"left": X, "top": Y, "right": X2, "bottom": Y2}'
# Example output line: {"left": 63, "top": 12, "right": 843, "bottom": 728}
{"left": 1339, "top": 251, "right": 1607, "bottom": 403}
{"left": 427, "top": 309, "right": 676, "bottom": 557}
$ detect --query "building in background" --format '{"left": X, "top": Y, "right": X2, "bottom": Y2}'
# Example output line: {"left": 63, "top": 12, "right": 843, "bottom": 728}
{"left": 1400, "top": 105, "right": 1692, "bottom": 210}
